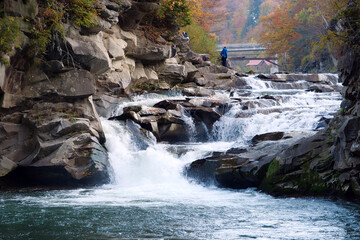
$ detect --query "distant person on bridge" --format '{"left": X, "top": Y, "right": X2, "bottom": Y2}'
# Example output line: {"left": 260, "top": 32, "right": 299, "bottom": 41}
{"left": 220, "top": 47, "right": 228, "bottom": 67}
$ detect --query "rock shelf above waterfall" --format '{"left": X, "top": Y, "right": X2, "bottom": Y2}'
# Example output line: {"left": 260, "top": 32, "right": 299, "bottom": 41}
{"left": 109, "top": 97, "right": 229, "bottom": 143}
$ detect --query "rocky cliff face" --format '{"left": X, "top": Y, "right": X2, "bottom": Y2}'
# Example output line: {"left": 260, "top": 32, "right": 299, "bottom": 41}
{"left": 0, "top": 0, "right": 247, "bottom": 189}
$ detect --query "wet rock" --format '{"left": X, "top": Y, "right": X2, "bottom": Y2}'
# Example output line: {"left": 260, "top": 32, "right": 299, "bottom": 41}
{"left": 183, "top": 87, "right": 215, "bottom": 97}
{"left": 241, "top": 99, "right": 276, "bottom": 109}
{"left": 187, "top": 107, "right": 222, "bottom": 129}
{"left": 164, "top": 109, "right": 183, "bottom": 124}
{"left": 256, "top": 74, "right": 272, "bottom": 79}
{"left": 252, "top": 132, "right": 285, "bottom": 145}
{"left": 259, "top": 95, "right": 276, "bottom": 101}
{"left": 156, "top": 121, "right": 188, "bottom": 143}
{"left": 185, "top": 158, "right": 222, "bottom": 185}
{"left": 110, "top": 110, "right": 141, "bottom": 123}
{"left": 125, "top": 120, "right": 156, "bottom": 150}
{"left": 236, "top": 72, "right": 248, "bottom": 77}
{"left": 153, "top": 100, "right": 181, "bottom": 110}
{"left": 186, "top": 131, "right": 315, "bottom": 189}
{"left": 138, "top": 106, "right": 167, "bottom": 116}
{"left": 315, "top": 117, "right": 332, "bottom": 130}
{"left": 110, "top": 98, "right": 224, "bottom": 143}
{"left": 93, "top": 95, "right": 126, "bottom": 118}
{"left": 307, "top": 85, "right": 335, "bottom": 93}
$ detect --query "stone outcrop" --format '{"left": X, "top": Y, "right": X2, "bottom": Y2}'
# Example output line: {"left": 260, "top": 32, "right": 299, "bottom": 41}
{"left": 110, "top": 98, "right": 228, "bottom": 142}
{"left": 0, "top": 98, "right": 108, "bottom": 188}
{"left": 185, "top": 131, "right": 315, "bottom": 188}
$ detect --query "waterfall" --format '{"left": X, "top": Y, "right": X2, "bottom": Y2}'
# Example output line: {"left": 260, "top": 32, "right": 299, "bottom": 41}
{"left": 100, "top": 74, "right": 341, "bottom": 194}
{"left": 180, "top": 108, "right": 197, "bottom": 142}
{"left": 101, "top": 118, "right": 236, "bottom": 201}
{"left": 3, "top": 74, "right": 352, "bottom": 240}
{"left": 244, "top": 75, "right": 272, "bottom": 90}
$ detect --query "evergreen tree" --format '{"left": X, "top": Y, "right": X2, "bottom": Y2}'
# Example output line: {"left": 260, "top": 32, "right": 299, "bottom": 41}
{"left": 241, "top": 0, "right": 263, "bottom": 38}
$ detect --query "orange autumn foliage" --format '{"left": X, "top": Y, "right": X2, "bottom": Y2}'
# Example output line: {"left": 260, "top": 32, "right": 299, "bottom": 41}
{"left": 187, "top": 0, "right": 223, "bottom": 31}
{"left": 259, "top": 2, "right": 301, "bottom": 56}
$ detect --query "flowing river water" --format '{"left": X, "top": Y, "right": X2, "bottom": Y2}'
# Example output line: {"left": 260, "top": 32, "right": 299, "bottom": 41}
{"left": 1, "top": 75, "right": 360, "bottom": 239}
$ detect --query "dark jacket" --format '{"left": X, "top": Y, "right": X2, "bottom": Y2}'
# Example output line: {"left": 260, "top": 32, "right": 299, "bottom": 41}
{"left": 220, "top": 47, "right": 228, "bottom": 58}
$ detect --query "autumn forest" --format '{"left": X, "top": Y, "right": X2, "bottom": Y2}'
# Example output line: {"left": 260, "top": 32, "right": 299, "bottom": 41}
{"left": 165, "top": 0, "right": 358, "bottom": 73}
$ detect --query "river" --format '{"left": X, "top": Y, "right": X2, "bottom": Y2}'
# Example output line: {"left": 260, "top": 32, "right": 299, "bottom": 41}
{"left": 1, "top": 75, "right": 360, "bottom": 239}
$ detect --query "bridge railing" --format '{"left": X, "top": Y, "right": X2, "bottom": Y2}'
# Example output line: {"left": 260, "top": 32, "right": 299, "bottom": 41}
{"left": 217, "top": 43, "right": 266, "bottom": 52}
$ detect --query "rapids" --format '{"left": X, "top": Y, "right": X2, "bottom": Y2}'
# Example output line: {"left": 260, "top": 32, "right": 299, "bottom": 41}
{"left": 1, "top": 75, "right": 360, "bottom": 239}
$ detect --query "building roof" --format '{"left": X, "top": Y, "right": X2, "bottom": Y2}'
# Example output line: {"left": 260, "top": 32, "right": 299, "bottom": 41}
{"left": 246, "top": 60, "right": 273, "bottom": 66}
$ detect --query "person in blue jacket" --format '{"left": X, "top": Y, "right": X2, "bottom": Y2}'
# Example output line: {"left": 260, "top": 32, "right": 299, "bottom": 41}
{"left": 220, "top": 47, "right": 228, "bottom": 67}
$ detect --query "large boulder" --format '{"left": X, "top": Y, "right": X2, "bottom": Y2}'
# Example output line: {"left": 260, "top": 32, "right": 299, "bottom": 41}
{"left": 104, "top": 35, "right": 127, "bottom": 60}
{"left": 125, "top": 120, "right": 156, "bottom": 150}
{"left": 185, "top": 131, "right": 316, "bottom": 189}
{"left": 66, "top": 31, "right": 111, "bottom": 75}
{"left": 157, "top": 58, "right": 186, "bottom": 85}
{"left": 93, "top": 94, "right": 126, "bottom": 118}
{"left": 22, "top": 69, "right": 96, "bottom": 98}
{"left": 0, "top": 98, "right": 109, "bottom": 189}
{"left": 125, "top": 32, "right": 175, "bottom": 61}
{"left": 184, "top": 61, "right": 199, "bottom": 81}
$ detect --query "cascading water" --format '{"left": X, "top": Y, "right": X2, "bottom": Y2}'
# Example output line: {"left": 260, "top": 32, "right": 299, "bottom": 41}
{"left": 2, "top": 75, "right": 360, "bottom": 240}
{"left": 180, "top": 108, "right": 197, "bottom": 142}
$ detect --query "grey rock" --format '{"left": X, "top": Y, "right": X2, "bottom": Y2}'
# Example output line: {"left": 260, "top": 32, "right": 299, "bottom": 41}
{"left": 194, "top": 77, "right": 208, "bottom": 86}
{"left": 252, "top": 132, "right": 285, "bottom": 145}
{"left": 94, "top": 95, "right": 126, "bottom": 118}
{"left": 307, "top": 84, "right": 335, "bottom": 93}
{"left": 184, "top": 61, "right": 199, "bottom": 81}
{"left": 4, "top": 0, "right": 38, "bottom": 19}
{"left": 125, "top": 120, "right": 156, "bottom": 150}
{"left": 66, "top": 32, "right": 110, "bottom": 75}
{"left": 183, "top": 87, "right": 215, "bottom": 97}
{"left": 22, "top": 69, "right": 95, "bottom": 98}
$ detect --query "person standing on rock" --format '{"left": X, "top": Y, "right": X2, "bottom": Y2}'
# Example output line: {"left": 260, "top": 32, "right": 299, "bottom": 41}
{"left": 221, "top": 47, "right": 228, "bottom": 67}
{"left": 182, "top": 32, "right": 190, "bottom": 42}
